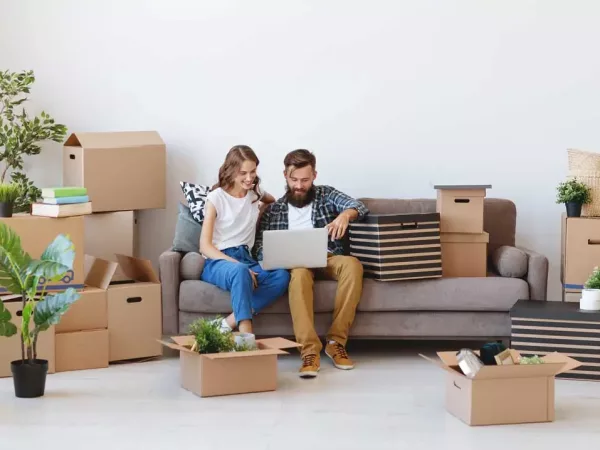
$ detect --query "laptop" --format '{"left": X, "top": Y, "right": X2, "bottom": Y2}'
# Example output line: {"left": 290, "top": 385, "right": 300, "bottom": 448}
{"left": 260, "top": 228, "right": 329, "bottom": 270}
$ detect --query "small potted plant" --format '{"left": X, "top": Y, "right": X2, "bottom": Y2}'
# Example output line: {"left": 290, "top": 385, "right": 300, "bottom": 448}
{"left": 0, "top": 183, "right": 21, "bottom": 217}
{"left": 581, "top": 267, "right": 600, "bottom": 311}
{"left": 0, "top": 222, "right": 80, "bottom": 398}
{"left": 188, "top": 317, "right": 256, "bottom": 353}
{"left": 556, "top": 177, "right": 592, "bottom": 217}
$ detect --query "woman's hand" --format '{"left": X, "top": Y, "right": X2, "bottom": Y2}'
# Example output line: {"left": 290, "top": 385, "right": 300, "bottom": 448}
{"left": 249, "top": 269, "right": 258, "bottom": 289}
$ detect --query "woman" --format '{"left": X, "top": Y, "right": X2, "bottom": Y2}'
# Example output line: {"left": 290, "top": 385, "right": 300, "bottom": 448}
{"left": 200, "top": 145, "right": 290, "bottom": 334}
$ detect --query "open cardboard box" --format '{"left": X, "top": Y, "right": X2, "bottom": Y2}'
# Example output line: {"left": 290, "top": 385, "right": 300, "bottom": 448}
{"left": 160, "top": 336, "right": 301, "bottom": 397}
{"left": 420, "top": 350, "right": 581, "bottom": 426}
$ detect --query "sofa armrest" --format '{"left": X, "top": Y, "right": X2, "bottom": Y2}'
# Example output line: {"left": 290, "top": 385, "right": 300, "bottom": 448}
{"left": 159, "top": 250, "right": 182, "bottom": 335}
{"left": 518, "top": 246, "right": 549, "bottom": 301}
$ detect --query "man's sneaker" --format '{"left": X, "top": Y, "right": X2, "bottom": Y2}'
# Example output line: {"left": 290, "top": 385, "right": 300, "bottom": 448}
{"left": 325, "top": 341, "right": 355, "bottom": 370}
{"left": 299, "top": 354, "right": 320, "bottom": 378}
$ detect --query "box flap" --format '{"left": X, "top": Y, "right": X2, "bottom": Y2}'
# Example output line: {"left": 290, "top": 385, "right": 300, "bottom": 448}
{"left": 419, "top": 353, "right": 465, "bottom": 377}
{"left": 84, "top": 255, "right": 118, "bottom": 289}
{"left": 204, "top": 348, "right": 288, "bottom": 359}
{"left": 64, "top": 131, "right": 164, "bottom": 149}
{"left": 541, "top": 352, "right": 582, "bottom": 374}
{"left": 170, "top": 335, "right": 194, "bottom": 347}
{"left": 256, "top": 337, "right": 302, "bottom": 350}
{"left": 116, "top": 254, "right": 159, "bottom": 283}
{"left": 440, "top": 232, "right": 489, "bottom": 244}
{"left": 157, "top": 337, "right": 197, "bottom": 355}
{"left": 472, "top": 363, "right": 566, "bottom": 380}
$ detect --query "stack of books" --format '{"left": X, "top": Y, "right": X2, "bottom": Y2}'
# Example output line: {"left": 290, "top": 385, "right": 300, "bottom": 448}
{"left": 32, "top": 187, "right": 92, "bottom": 217}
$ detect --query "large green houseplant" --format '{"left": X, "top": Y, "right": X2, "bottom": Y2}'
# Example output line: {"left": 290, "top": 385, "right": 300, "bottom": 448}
{"left": 0, "top": 222, "right": 80, "bottom": 398}
{"left": 0, "top": 70, "right": 68, "bottom": 213}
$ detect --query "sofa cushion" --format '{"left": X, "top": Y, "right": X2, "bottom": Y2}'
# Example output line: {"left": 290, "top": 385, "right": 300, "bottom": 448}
{"left": 172, "top": 202, "right": 202, "bottom": 253}
{"left": 180, "top": 252, "right": 205, "bottom": 280}
{"left": 492, "top": 246, "right": 528, "bottom": 278}
{"left": 179, "top": 276, "right": 529, "bottom": 315}
{"left": 180, "top": 181, "right": 210, "bottom": 224}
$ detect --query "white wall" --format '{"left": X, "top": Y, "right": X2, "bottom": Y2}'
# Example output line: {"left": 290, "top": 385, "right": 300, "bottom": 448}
{"left": 2, "top": 0, "right": 600, "bottom": 299}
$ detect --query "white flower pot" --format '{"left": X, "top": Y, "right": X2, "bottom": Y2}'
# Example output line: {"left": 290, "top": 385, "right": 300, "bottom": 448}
{"left": 580, "top": 289, "right": 600, "bottom": 311}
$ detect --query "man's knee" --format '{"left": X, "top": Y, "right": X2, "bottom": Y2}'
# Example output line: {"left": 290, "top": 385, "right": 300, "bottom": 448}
{"left": 338, "top": 256, "right": 364, "bottom": 278}
{"left": 290, "top": 268, "right": 314, "bottom": 284}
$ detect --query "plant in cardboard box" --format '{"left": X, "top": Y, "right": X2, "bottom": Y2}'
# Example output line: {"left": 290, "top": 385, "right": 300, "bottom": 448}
{"left": 556, "top": 177, "right": 591, "bottom": 217}
{"left": 581, "top": 267, "right": 600, "bottom": 311}
{"left": 0, "top": 182, "right": 20, "bottom": 217}
{"left": 188, "top": 317, "right": 256, "bottom": 353}
{"left": 0, "top": 222, "right": 80, "bottom": 398}
{"left": 0, "top": 70, "right": 68, "bottom": 213}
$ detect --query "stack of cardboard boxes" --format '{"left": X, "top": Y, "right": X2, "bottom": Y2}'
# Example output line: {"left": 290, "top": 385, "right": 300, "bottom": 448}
{"left": 561, "top": 214, "right": 600, "bottom": 303}
{"left": 435, "top": 185, "right": 491, "bottom": 277}
{"left": 0, "top": 130, "right": 166, "bottom": 377}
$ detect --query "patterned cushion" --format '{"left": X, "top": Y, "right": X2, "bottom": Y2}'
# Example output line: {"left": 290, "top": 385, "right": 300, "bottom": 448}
{"left": 180, "top": 181, "right": 210, "bottom": 224}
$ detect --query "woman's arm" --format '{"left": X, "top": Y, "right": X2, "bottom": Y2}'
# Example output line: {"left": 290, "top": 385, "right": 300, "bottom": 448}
{"left": 199, "top": 201, "right": 238, "bottom": 263}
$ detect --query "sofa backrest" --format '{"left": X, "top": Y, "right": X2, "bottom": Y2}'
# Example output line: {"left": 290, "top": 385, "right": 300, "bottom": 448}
{"left": 357, "top": 198, "right": 516, "bottom": 255}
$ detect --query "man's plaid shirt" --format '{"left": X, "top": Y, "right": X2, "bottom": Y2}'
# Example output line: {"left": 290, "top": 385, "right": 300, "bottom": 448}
{"left": 253, "top": 185, "right": 369, "bottom": 261}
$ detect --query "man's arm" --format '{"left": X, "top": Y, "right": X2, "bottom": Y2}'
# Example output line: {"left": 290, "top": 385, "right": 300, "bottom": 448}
{"left": 252, "top": 203, "right": 273, "bottom": 261}
{"left": 325, "top": 187, "right": 369, "bottom": 239}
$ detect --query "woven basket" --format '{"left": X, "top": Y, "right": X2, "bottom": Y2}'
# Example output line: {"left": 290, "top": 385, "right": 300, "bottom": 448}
{"left": 567, "top": 148, "right": 600, "bottom": 217}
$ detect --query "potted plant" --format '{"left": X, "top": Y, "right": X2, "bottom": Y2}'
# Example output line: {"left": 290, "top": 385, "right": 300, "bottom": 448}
{"left": 0, "top": 182, "right": 21, "bottom": 217}
{"left": 0, "top": 70, "right": 67, "bottom": 213}
{"left": 188, "top": 317, "right": 256, "bottom": 353}
{"left": 0, "top": 222, "right": 80, "bottom": 398}
{"left": 555, "top": 177, "right": 591, "bottom": 217}
{"left": 581, "top": 267, "right": 600, "bottom": 311}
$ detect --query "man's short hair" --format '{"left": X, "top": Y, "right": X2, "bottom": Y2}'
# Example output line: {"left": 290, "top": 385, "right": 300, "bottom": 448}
{"left": 284, "top": 149, "right": 316, "bottom": 171}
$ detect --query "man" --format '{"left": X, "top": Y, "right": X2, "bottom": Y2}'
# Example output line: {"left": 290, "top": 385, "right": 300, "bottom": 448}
{"left": 253, "top": 149, "right": 368, "bottom": 378}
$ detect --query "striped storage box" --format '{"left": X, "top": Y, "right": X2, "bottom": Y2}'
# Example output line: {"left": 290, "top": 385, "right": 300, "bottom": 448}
{"left": 511, "top": 300, "right": 600, "bottom": 381}
{"left": 348, "top": 212, "right": 442, "bottom": 281}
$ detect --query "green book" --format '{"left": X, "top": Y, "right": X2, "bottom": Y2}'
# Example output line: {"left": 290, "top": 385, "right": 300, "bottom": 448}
{"left": 41, "top": 187, "right": 88, "bottom": 198}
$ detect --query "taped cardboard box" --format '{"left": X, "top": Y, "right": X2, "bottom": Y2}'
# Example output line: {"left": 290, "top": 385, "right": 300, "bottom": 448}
{"left": 0, "top": 297, "right": 56, "bottom": 378}
{"left": 421, "top": 350, "right": 581, "bottom": 426}
{"left": 561, "top": 214, "right": 600, "bottom": 290}
{"left": 86, "top": 254, "right": 162, "bottom": 362}
{"left": 56, "top": 329, "right": 109, "bottom": 372}
{"left": 435, "top": 184, "right": 491, "bottom": 234}
{"left": 63, "top": 131, "right": 166, "bottom": 212}
{"left": 0, "top": 214, "right": 85, "bottom": 294}
{"left": 84, "top": 211, "right": 138, "bottom": 281}
{"left": 160, "top": 336, "right": 300, "bottom": 397}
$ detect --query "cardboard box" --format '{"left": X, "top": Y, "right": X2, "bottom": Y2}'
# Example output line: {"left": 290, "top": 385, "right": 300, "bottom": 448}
{"left": 421, "top": 350, "right": 581, "bottom": 426}
{"left": 435, "top": 185, "right": 491, "bottom": 234}
{"left": 0, "top": 299, "right": 56, "bottom": 378}
{"left": 85, "top": 254, "right": 162, "bottom": 362}
{"left": 441, "top": 232, "right": 489, "bottom": 277}
{"left": 63, "top": 131, "right": 166, "bottom": 212}
{"left": 56, "top": 287, "right": 108, "bottom": 333}
{"left": 563, "top": 290, "right": 581, "bottom": 303}
{"left": 160, "top": 336, "right": 301, "bottom": 397}
{"left": 85, "top": 211, "right": 138, "bottom": 281}
{"left": 561, "top": 215, "right": 600, "bottom": 290}
{"left": 0, "top": 214, "right": 85, "bottom": 294}
{"left": 56, "top": 329, "right": 109, "bottom": 372}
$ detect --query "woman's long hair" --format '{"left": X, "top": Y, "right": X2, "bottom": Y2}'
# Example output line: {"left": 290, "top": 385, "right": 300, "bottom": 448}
{"left": 213, "top": 145, "right": 262, "bottom": 202}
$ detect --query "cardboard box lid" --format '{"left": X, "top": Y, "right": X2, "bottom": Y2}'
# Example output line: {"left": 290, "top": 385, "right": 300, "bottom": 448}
{"left": 159, "top": 335, "right": 301, "bottom": 359}
{"left": 64, "top": 131, "right": 164, "bottom": 149}
{"left": 440, "top": 232, "right": 489, "bottom": 244}
{"left": 84, "top": 254, "right": 158, "bottom": 288}
{"left": 434, "top": 184, "right": 492, "bottom": 192}
{"left": 420, "top": 350, "right": 581, "bottom": 380}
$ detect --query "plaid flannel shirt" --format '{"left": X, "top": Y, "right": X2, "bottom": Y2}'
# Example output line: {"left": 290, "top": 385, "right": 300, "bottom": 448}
{"left": 253, "top": 185, "right": 369, "bottom": 261}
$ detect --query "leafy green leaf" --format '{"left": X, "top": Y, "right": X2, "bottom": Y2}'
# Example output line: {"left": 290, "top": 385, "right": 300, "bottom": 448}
{"left": 33, "top": 288, "right": 80, "bottom": 332}
{"left": 26, "top": 234, "right": 75, "bottom": 282}
{"left": 21, "top": 300, "right": 33, "bottom": 346}
{"left": 0, "top": 222, "right": 31, "bottom": 294}
{"left": 0, "top": 301, "right": 17, "bottom": 337}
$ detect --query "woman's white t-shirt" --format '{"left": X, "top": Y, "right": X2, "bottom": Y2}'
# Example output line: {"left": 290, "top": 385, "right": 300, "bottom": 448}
{"left": 206, "top": 188, "right": 263, "bottom": 251}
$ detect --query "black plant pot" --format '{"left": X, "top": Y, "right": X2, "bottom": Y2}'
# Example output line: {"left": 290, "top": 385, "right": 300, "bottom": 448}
{"left": 565, "top": 202, "right": 582, "bottom": 218}
{"left": 11, "top": 359, "right": 48, "bottom": 398}
{"left": 0, "top": 201, "right": 13, "bottom": 218}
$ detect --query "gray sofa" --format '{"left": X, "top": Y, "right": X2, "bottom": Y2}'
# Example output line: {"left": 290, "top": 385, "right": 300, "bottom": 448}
{"left": 159, "top": 198, "right": 548, "bottom": 341}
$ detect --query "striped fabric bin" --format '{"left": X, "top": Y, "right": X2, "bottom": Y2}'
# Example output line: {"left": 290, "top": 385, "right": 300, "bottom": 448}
{"left": 348, "top": 212, "right": 442, "bottom": 281}
{"left": 511, "top": 300, "right": 600, "bottom": 381}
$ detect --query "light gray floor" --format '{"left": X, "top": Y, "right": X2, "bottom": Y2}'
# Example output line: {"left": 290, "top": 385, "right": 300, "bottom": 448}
{"left": 1, "top": 345, "right": 599, "bottom": 449}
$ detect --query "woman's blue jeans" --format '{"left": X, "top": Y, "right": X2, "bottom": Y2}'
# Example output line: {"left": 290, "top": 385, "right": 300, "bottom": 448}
{"left": 200, "top": 245, "right": 290, "bottom": 324}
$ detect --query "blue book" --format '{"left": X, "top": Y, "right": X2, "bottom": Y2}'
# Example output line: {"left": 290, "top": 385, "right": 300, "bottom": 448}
{"left": 42, "top": 195, "right": 89, "bottom": 205}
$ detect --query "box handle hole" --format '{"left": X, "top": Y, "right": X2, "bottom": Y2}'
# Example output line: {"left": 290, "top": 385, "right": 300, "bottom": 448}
{"left": 454, "top": 198, "right": 470, "bottom": 204}
{"left": 588, "top": 239, "right": 600, "bottom": 245}
{"left": 69, "top": 154, "right": 76, "bottom": 159}
{"left": 16, "top": 310, "right": 23, "bottom": 317}
{"left": 453, "top": 381, "right": 461, "bottom": 390}
{"left": 401, "top": 223, "right": 418, "bottom": 229}
{"left": 127, "top": 297, "right": 142, "bottom": 303}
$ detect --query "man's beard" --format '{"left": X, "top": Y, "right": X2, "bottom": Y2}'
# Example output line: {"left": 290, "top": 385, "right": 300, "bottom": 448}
{"left": 285, "top": 185, "right": 316, "bottom": 208}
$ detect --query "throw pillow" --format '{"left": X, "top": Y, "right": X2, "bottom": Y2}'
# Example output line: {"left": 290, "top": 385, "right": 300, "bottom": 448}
{"left": 180, "top": 181, "right": 211, "bottom": 224}
{"left": 492, "top": 246, "right": 528, "bottom": 278}
{"left": 172, "top": 202, "right": 202, "bottom": 253}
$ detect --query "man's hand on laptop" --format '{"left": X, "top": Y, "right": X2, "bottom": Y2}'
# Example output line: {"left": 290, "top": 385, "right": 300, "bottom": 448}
{"left": 326, "top": 214, "right": 350, "bottom": 240}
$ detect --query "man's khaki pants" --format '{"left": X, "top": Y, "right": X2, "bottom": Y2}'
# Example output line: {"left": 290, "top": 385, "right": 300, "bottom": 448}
{"left": 288, "top": 255, "right": 363, "bottom": 357}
